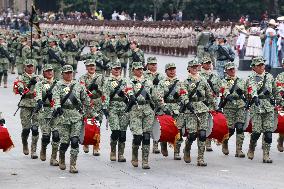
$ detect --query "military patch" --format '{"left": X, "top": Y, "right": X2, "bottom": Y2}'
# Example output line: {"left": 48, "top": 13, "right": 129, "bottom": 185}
{"left": 111, "top": 81, "right": 118, "bottom": 89}
{"left": 44, "top": 84, "right": 50, "bottom": 90}
{"left": 135, "top": 83, "right": 142, "bottom": 89}
{"left": 63, "top": 87, "right": 70, "bottom": 94}
{"left": 164, "top": 81, "right": 170, "bottom": 87}
{"left": 191, "top": 83, "right": 196, "bottom": 88}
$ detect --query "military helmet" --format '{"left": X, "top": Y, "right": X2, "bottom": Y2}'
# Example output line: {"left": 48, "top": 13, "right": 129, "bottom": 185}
{"left": 89, "top": 41, "right": 100, "bottom": 48}
{"left": 251, "top": 56, "right": 265, "bottom": 67}
{"left": 132, "top": 62, "right": 144, "bottom": 70}
{"left": 224, "top": 62, "right": 235, "bottom": 70}
{"left": 43, "top": 64, "right": 53, "bottom": 71}
{"left": 24, "top": 59, "right": 37, "bottom": 66}
{"left": 48, "top": 37, "right": 57, "bottom": 43}
{"left": 187, "top": 59, "right": 200, "bottom": 67}
{"left": 62, "top": 65, "right": 74, "bottom": 73}
{"left": 201, "top": 56, "right": 212, "bottom": 64}
{"left": 85, "top": 59, "right": 96, "bottom": 66}
{"left": 147, "top": 57, "right": 157, "bottom": 64}
{"left": 165, "top": 63, "right": 176, "bottom": 70}
{"left": 111, "top": 61, "right": 122, "bottom": 69}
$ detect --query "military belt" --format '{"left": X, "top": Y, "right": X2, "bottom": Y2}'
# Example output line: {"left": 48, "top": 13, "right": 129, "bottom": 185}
{"left": 164, "top": 99, "right": 178, "bottom": 103}
{"left": 111, "top": 98, "right": 124, "bottom": 102}
{"left": 258, "top": 96, "right": 269, "bottom": 99}
{"left": 217, "top": 58, "right": 228, "bottom": 61}
{"left": 61, "top": 105, "right": 76, "bottom": 110}
{"left": 137, "top": 101, "right": 150, "bottom": 105}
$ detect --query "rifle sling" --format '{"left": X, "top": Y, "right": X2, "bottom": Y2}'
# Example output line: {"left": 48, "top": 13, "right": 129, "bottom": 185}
{"left": 164, "top": 80, "right": 178, "bottom": 100}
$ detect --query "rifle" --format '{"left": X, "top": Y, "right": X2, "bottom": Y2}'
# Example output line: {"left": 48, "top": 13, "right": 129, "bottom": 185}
{"left": 0, "top": 46, "right": 14, "bottom": 63}
{"left": 48, "top": 48, "right": 65, "bottom": 67}
{"left": 217, "top": 45, "right": 234, "bottom": 62}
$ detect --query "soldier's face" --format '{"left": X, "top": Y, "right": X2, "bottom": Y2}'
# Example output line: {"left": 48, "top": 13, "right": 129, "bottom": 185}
{"left": 133, "top": 68, "right": 143, "bottom": 77}
{"left": 25, "top": 65, "right": 34, "bottom": 74}
{"left": 147, "top": 63, "right": 157, "bottom": 72}
{"left": 130, "top": 43, "right": 137, "bottom": 50}
{"left": 111, "top": 67, "right": 121, "bottom": 76}
{"left": 62, "top": 72, "right": 73, "bottom": 82}
{"left": 86, "top": 65, "right": 96, "bottom": 74}
{"left": 226, "top": 68, "right": 236, "bottom": 77}
{"left": 188, "top": 65, "right": 199, "bottom": 75}
{"left": 91, "top": 47, "right": 97, "bottom": 52}
{"left": 202, "top": 63, "right": 211, "bottom": 70}
{"left": 43, "top": 70, "right": 54, "bottom": 79}
{"left": 166, "top": 68, "right": 176, "bottom": 78}
{"left": 253, "top": 64, "right": 265, "bottom": 74}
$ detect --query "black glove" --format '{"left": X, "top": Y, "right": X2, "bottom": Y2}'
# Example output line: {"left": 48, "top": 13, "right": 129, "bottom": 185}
{"left": 164, "top": 109, "right": 171, "bottom": 115}
{"left": 117, "top": 90, "right": 125, "bottom": 98}
{"left": 235, "top": 88, "right": 243, "bottom": 96}
{"left": 186, "top": 102, "right": 195, "bottom": 113}
{"left": 225, "top": 94, "right": 234, "bottom": 102}
{"left": 263, "top": 89, "right": 270, "bottom": 96}
{"left": 0, "top": 119, "right": 5, "bottom": 125}
{"left": 35, "top": 100, "right": 44, "bottom": 112}
{"left": 52, "top": 107, "right": 63, "bottom": 117}
{"left": 129, "top": 95, "right": 136, "bottom": 104}
{"left": 252, "top": 96, "right": 260, "bottom": 106}
{"left": 102, "top": 108, "right": 109, "bottom": 118}
{"left": 89, "top": 83, "right": 98, "bottom": 91}
{"left": 29, "top": 77, "right": 37, "bottom": 85}
{"left": 216, "top": 108, "right": 223, "bottom": 113}
{"left": 153, "top": 77, "right": 159, "bottom": 85}
{"left": 196, "top": 90, "right": 202, "bottom": 98}
{"left": 75, "top": 55, "right": 80, "bottom": 61}
{"left": 18, "top": 87, "right": 24, "bottom": 95}
{"left": 173, "top": 92, "right": 180, "bottom": 100}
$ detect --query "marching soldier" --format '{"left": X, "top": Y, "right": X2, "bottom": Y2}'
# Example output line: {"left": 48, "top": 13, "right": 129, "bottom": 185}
{"left": 157, "top": 63, "right": 183, "bottom": 160}
{"left": 52, "top": 65, "right": 93, "bottom": 173}
{"left": 102, "top": 61, "right": 129, "bottom": 162}
{"left": 13, "top": 59, "right": 42, "bottom": 159}
{"left": 196, "top": 26, "right": 214, "bottom": 61}
{"left": 246, "top": 57, "right": 275, "bottom": 163}
{"left": 127, "top": 62, "right": 155, "bottom": 169}
{"left": 200, "top": 56, "right": 222, "bottom": 151}
{"left": 116, "top": 32, "right": 130, "bottom": 77}
{"left": 181, "top": 59, "right": 215, "bottom": 166}
{"left": 34, "top": 64, "right": 60, "bottom": 165}
{"left": 128, "top": 41, "right": 145, "bottom": 77}
{"left": 218, "top": 62, "right": 246, "bottom": 158}
{"left": 0, "top": 36, "right": 13, "bottom": 88}
{"left": 79, "top": 59, "right": 104, "bottom": 156}
{"left": 103, "top": 33, "right": 117, "bottom": 65}
{"left": 16, "top": 35, "right": 28, "bottom": 75}
{"left": 32, "top": 33, "right": 43, "bottom": 75}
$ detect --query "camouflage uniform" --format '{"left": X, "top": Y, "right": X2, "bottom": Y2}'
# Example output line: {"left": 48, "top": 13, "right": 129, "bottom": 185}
{"left": 219, "top": 62, "right": 246, "bottom": 158}
{"left": 15, "top": 36, "right": 27, "bottom": 75}
{"left": 196, "top": 29, "right": 214, "bottom": 61}
{"left": 181, "top": 59, "right": 214, "bottom": 166}
{"left": 246, "top": 57, "right": 275, "bottom": 163}
{"left": 103, "top": 36, "right": 118, "bottom": 65}
{"left": 128, "top": 62, "right": 155, "bottom": 169}
{"left": 34, "top": 64, "right": 59, "bottom": 165}
{"left": 127, "top": 45, "right": 145, "bottom": 77}
{"left": 65, "top": 36, "right": 81, "bottom": 76}
{"left": 116, "top": 33, "right": 130, "bottom": 77}
{"left": 0, "top": 37, "right": 11, "bottom": 88}
{"left": 78, "top": 59, "right": 104, "bottom": 156}
{"left": 53, "top": 65, "right": 92, "bottom": 173}
{"left": 13, "top": 59, "right": 42, "bottom": 159}
{"left": 102, "top": 62, "right": 129, "bottom": 162}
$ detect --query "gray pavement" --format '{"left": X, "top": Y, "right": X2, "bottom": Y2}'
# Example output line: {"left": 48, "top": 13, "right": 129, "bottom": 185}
{"left": 0, "top": 53, "right": 283, "bottom": 189}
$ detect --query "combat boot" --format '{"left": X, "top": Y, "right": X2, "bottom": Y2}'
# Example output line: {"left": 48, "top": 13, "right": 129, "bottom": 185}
{"left": 152, "top": 141, "right": 160, "bottom": 154}
{"left": 142, "top": 145, "right": 150, "bottom": 169}
{"left": 235, "top": 134, "right": 245, "bottom": 158}
{"left": 59, "top": 151, "right": 66, "bottom": 170}
{"left": 118, "top": 142, "right": 126, "bottom": 162}
{"left": 22, "top": 137, "right": 29, "bottom": 155}
{"left": 277, "top": 134, "right": 284, "bottom": 152}
{"left": 30, "top": 136, "right": 39, "bottom": 159}
{"left": 83, "top": 145, "right": 89, "bottom": 153}
{"left": 197, "top": 141, "right": 207, "bottom": 166}
{"left": 110, "top": 140, "right": 117, "bottom": 161}
{"left": 70, "top": 154, "right": 78, "bottom": 173}
{"left": 131, "top": 144, "right": 139, "bottom": 167}
{"left": 247, "top": 140, "right": 256, "bottom": 160}
{"left": 174, "top": 143, "right": 181, "bottom": 160}
{"left": 40, "top": 143, "right": 47, "bottom": 161}
{"left": 50, "top": 146, "right": 59, "bottom": 166}
{"left": 93, "top": 144, "right": 100, "bottom": 156}
{"left": 205, "top": 139, "right": 213, "bottom": 152}
{"left": 183, "top": 140, "right": 191, "bottom": 163}
{"left": 263, "top": 143, "right": 273, "bottom": 163}
{"left": 222, "top": 139, "right": 229, "bottom": 155}
{"left": 160, "top": 142, "right": 168, "bottom": 157}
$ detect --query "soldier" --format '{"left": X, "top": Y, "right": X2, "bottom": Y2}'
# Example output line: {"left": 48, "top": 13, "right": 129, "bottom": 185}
{"left": 43, "top": 38, "right": 65, "bottom": 80}
{"left": 116, "top": 32, "right": 130, "bottom": 77}
{"left": 196, "top": 26, "right": 214, "bottom": 61}
{"left": 103, "top": 33, "right": 117, "bottom": 65}
{"left": 273, "top": 59, "right": 284, "bottom": 152}
{"left": 218, "top": 62, "right": 246, "bottom": 158}
{"left": 78, "top": 41, "right": 110, "bottom": 76}
{"left": 246, "top": 57, "right": 274, "bottom": 163}
{"left": 7, "top": 32, "right": 18, "bottom": 74}
{"left": 181, "top": 59, "right": 214, "bottom": 166}
{"left": 128, "top": 41, "right": 145, "bottom": 77}
{"left": 53, "top": 65, "right": 93, "bottom": 173}
{"left": 0, "top": 36, "right": 13, "bottom": 88}
{"left": 101, "top": 61, "right": 129, "bottom": 162}
{"left": 13, "top": 59, "right": 42, "bottom": 159}
{"left": 15, "top": 35, "right": 28, "bottom": 75}
{"left": 34, "top": 64, "right": 59, "bottom": 165}
{"left": 144, "top": 57, "right": 165, "bottom": 154}
{"left": 32, "top": 33, "right": 43, "bottom": 75}
{"left": 79, "top": 59, "right": 104, "bottom": 156}
{"left": 209, "top": 35, "right": 235, "bottom": 79}
{"left": 127, "top": 61, "right": 155, "bottom": 169}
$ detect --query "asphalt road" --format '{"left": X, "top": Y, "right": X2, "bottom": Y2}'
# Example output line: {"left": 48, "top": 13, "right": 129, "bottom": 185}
{"left": 0, "top": 53, "right": 283, "bottom": 189}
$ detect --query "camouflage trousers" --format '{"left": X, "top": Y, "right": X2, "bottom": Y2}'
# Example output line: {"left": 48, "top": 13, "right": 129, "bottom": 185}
{"left": 0, "top": 62, "right": 8, "bottom": 72}
{"left": 216, "top": 60, "right": 228, "bottom": 79}
{"left": 251, "top": 111, "right": 274, "bottom": 133}
{"left": 129, "top": 104, "right": 154, "bottom": 135}
{"left": 223, "top": 108, "right": 245, "bottom": 128}
{"left": 185, "top": 112, "right": 208, "bottom": 133}
{"left": 109, "top": 108, "right": 129, "bottom": 131}
{"left": 40, "top": 117, "right": 59, "bottom": 147}
{"left": 20, "top": 107, "right": 38, "bottom": 130}
{"left": 119, "top": 57, "right": 128, "bottom": 77}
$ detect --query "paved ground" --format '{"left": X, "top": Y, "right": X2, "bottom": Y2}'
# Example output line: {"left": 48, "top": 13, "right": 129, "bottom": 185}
{"left": 0, "top": 53, "right": 283, "bottom": 189}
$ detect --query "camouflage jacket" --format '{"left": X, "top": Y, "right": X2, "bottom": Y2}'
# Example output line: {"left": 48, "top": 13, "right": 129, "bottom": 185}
{"left": 78, "top": 73, "right": 104, "bottom": 99}
{"left": 246, "top": 71, "right": 275, "bottom": 113}
{"left": 103, "top": 39, "right": 117, "bottom": 54}
{"left": 79, "top": 51, "right": 110, "bottom": 71}
{"left": 127, "top": 48, "right": 145, "bottom": 67}
{"left": 0, "top": 44, "right": 10, "bottom": 64}
{"left": 42, "top": 46, "right": 65, "bottom": 65}
{"left": 116, "top": 38, "right": 130, "bottom": 56}
{"left": 274, "top": 72, "right": 284, "bottom": 107}
{"left": 144, "top": 70, "right": 165, "bottom": 85}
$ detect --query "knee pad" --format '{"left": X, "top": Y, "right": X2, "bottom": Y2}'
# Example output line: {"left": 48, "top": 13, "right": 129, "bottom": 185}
{"left": 111, "top": 130, "right": 120, "bottom": 141}
{"left": 142, "top": 132, "right": 151, "bottom": 145}
{"left": 70, "top": 136, "right": 79, "bottom": 149}
{"left": 229, "top": 128, "right": 235, "bottom": 138}
{"left": 251, "top": 132, "right": 261, "bottom": 142}
{"left": 187, "top": 132, "right": 197, "bottom": 143}
{"left": 52, "top": 130, "right": 60, "bottom": 143}
{"left": 264, "top": 132, "right": 272, "bottom": 144}
{"left": 59, "top": 143, "right": 69, "bottom": 152}
{"left": 31, "top": 125, "right": 39, "bottom": 136}
{"left": 133, "top": 135, "right": 142, "bottom": 146}
{"left": 235, "top": 122, "right": 244, "bottom": 134}
{"left": 42, "top": 135, "right": 50, "bottom": 146}
{"left": 198, "top": 130, "right": 207, "bottom": 142}
{"left": 21, "top": 128, "right": 30, "bottom": 138}
{"left": 3, "top": 70, "right": 7, "bottom": 76}
{"left": 119, "top": 131, "right": 126, "bottom": 143}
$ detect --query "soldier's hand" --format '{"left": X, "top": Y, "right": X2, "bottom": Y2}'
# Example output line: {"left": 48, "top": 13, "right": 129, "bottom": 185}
{"left": 173, "top": 92, "right": 180, "bottom": 99}
{"left": 252, "top": 96, "right": 260, "bottom": 106}
{"left": 18, "top": 87, "right": 24, "bottom": 95}
{"left": 0, "top": 118, "right": 5, "bottom": 125}
{"left": 225, "top": 94, "right": 234, "bottom": 101}
{"left": 153, "top": 77, "right": 160, "bottom": 85}
{"left": 56, "top": 107, "right": 64, "bottom": 116}
{"left": 102, "top": 108, "right": 109, "bottom": 118}
{"left": 216, "top": 108, "right": 223, "bottom": 113}
{"left": 35, "top": 100, "right": 44, "bottom": 112}
{"left": 89, "top": 83, "right": 99, "bottom": 91}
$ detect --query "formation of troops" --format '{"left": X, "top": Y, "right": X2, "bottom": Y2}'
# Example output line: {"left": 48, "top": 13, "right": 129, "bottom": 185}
{"left": 1, "top": 22, "right": 284, "bottom": 174}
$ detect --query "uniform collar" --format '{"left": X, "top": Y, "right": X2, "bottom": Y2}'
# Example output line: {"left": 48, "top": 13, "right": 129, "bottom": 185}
{"left": 188, "top": 73, "right": 200, "bottom": 80}
{"left": 111, "top": 74, "right": 121, "bottom": 80}
{"left": 133, "top": 75, "right": 144, "bottom": 81}
{"left": 166, "top": 76, "right": 177, "bottom": 81}
{"left": 200, "top": 68, "right": 212, "bottom": 75}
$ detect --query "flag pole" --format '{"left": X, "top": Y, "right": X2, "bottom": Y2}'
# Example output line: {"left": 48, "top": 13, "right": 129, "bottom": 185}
{"left": 30, "top": 5, "right": 33, "bottom": 59}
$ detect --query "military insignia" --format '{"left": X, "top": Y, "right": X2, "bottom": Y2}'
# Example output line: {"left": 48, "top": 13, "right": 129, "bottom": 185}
{"left": 111, "top": 81, "right": 118, "bottom": 89}
{"left": 63, "top": 87, "right": 70, "bottom": 94}
{"left": 191, "top": 83, "right": 196, "bottom": 88}
{"left": 44, "top": 84, "right": 50, "bottom": 90}
{"left": 136, "top": 83, "right": 142, "bottom": 89}
{"left": 164, "top": 81, "right": 170, "bottom": 86}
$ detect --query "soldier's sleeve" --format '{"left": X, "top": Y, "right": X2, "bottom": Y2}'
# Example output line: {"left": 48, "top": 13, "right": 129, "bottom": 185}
{"left": 180, "top": 80, "right": 189, "bottom": 105}
{"left": 101, "top": 79, "right": 110, "bottom": 109}
{"left": 78, "top": 53, "right": 90, "bottom": 61}
{"left": 53, "top": 83, "right": 62, "bottom": 109}
{"left": 228, "top": 45, "right": 235, "bottom": 59}
{"left": 34, "top": 82, "right": 43, "bottom": 101}
{"left": 275, "top": 75, "right": 284, "bottom": 107}
{"left": 101, "top": 53, "right": 110, "bottom": 63}
{"left": 80, "top": 85, "right": 93, "bottom": 117}
{"left": 204, "top": 81, "right": 216, "bottom": 110}
{"left": 245, "top": 76, "right": 258, "bottom": 98}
